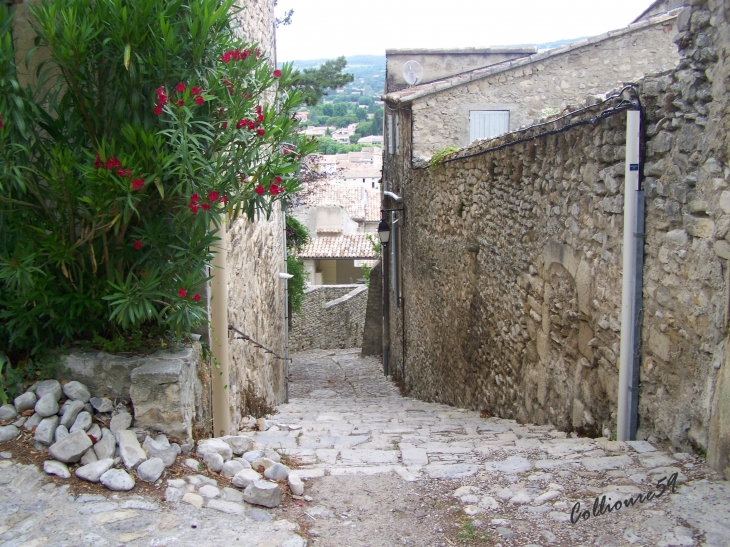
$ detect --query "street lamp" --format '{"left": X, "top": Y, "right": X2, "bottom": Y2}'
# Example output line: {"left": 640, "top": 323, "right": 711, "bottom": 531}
{"left": 377, "top": 219, "right": 391, "bottom": 245}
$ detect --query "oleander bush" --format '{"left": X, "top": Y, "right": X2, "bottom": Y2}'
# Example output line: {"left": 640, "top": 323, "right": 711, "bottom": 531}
{"left": 0, "top": 0, "right": 315, "bottom": 366}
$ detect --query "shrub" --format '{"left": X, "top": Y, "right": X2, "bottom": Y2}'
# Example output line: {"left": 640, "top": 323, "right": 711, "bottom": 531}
{"left": 0, "top": 0, "right": 315, "bottom": 359}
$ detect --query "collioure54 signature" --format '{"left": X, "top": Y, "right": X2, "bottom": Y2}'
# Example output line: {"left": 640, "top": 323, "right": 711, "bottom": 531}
{"left": 570, "top": 472, "right": 679, "bottom": 524}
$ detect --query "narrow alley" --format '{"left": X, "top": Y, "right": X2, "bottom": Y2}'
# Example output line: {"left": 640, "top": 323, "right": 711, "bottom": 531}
{"left": 0, "top": 349, "right": 729, "bottom": 547}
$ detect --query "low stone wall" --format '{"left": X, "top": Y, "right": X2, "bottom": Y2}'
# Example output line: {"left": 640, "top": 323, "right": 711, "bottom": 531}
{"left": 290, "top": 285, "right": 368, "bottom": 351}
{"left": 361, "top": 263, "right": 383, "bottom": 357}
{"left": 60, "top": 343, "right": 210, "bottom": 441}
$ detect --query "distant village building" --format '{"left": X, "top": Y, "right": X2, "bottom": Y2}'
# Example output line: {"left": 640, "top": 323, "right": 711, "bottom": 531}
{"left": 291, "top": 182, "right": 380, "bottom": 285}
{"left": 357, "top": 135, "right": 384, "bottom": 145}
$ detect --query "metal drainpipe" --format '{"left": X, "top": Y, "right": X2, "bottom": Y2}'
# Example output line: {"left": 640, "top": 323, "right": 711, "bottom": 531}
{"left": 282, "top": 207, "right": 290, "bottom": 402}
{"left": 617, "top": 109, "right": 644, "bottom": 441}
{"left": 210, "top": 216, "right": 231, "bottom": 437}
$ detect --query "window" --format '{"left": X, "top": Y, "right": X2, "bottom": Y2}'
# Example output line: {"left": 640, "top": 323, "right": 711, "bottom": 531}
{"left": 470, "top": 110, "right": 510, "bottom": 142}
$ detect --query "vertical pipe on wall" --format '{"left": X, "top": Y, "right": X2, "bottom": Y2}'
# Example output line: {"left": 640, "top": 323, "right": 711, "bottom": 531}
{"left": 283, "top": 207, "right": 290, "bottom": 402}
{"left": 210, "top": 216, "right": 231, "bottom": 437}
{"left": 617, "top": 110, "right": 642, "bottom": 442}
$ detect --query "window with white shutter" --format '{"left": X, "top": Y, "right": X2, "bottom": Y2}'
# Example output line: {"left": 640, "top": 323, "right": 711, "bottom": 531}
{"left": 469, "top": 110, "right": 510, "bottom": 142}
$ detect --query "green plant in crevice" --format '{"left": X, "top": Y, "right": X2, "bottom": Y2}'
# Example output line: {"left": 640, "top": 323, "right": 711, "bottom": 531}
{"left": 429, "top": 146, "right": 459, "bottom": 169}
{"left": 360, "top": 233, "right": 382, "bottom": 285}
{"left": 285, "top": 215, "right": 310, "bottom": 314}
{"left": 0, "top": 0, "right": 316, "bottom": 371}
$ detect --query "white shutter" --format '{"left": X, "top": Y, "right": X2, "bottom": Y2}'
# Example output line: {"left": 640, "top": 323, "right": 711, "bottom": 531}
{"left": 470, "top": 111, "right": 510, "bottom": 142}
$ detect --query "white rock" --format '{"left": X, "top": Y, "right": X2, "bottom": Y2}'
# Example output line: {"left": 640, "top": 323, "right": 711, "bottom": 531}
{"left": 109, "top": 410, "right": 132, "bottom": 433}
{"left": 76, "top": 458, "right": 114, "bottom": 482}
{"left": 478, "top": 496, "right": 500, "bottom": 510}
{"left": 86, "top": 423, "right": 101, "bottom": 442}
{"left": 80, "top": 448, "right": 98, "bottom": 466}
{"left": 509, "top": 492, "right": 532, "bottom": 505}
{"left": 250, "top": 457, "right": 276, "bottom": 471}
{"left": 34, "top": 394, "right": 59, "bottom": 418}
{"left": 143, "top": 435, "right": 179, "bottom": 467}
{"left": 232, "top": 469, "right": 262, "bottom": 489}
{"left": 484, "top": 456, "right": 533, "bottom": 474}
{"left": 223, "top": 487, "right": 245, "bottom": 502}
{"left": 497, "top": 487, "right": 514, "bottom": 500}
{"left": 59, "top": 400, "right": 85, "bottom": 429}
{"left": 100, "top": 468, "right": 135, "bottom": 491}
{"left": 198, "top": 484, "right": 221, "bottom": 499}
{"left": 263, "top": 449, "right": 281, "bottom": 463}
{"left": 137, "top": 457, "right": 165, "bottom": 483}
{"left": 288, "top": 472, "right": 304, "bottom": 496}
{"left": 54, "top": 425, "right": 69, "bottom": 443}
{"left": 463, "top": 505, "right": 483, "bottom": 516}
{"left": 534, "top": 491, "right": 561, "bottom": 505}
{"left": 453, "top": 485, "right": 480, "bottom": 498}
{"left": 23, "top": 413, "right": 42, "bottom": 431}
{"left": 89, "top": 397, "right": 114, "bottom": 413}
{"left": 221, "top": 460, "right": 248, "bottom": 477}
{"left": 221, "top": 435, "right": 254, "bottom": 455}
{"left": 264, "top": 463, "right": 290, "bottom": 481}
{"left": 196, "top": 438, "right": 233, "bottom": 461}
{"left": 94, "top": 428, "right": 116, "bottom": 460}
{"left": 208, "top": 498, "right": 246, "bottom": 515}
{"left": 182, "top": 492, "right": 204, "bottom": 508}
{"left": 70, "top": 411, "right": 92, "bottom": 433}
{"left": 0, "top": 404, "right": 18, "bottom": 422}
{"left": 165, "top": 487, "right": 184, "bottom": 503}
{"left": 115, "top": 429, "right": 147, "bottom": 470}
{"left": 13, "top": 391, "right": 37, "bottom": 413}
{"left": 185, "top": 458, "right": 201, "bottom": 471}
{"left": 242, "top": 449, "right": 265, "bottom": 462}
{"left": 204, "top": 452, "right": 224, "bottom": 472}
{"left": 243, "top": 479, "right": 282, "bottom": 508}
{"left": 62, "top": 381, "right": 91, "bottom": 403}
{"left": 43, "top": 460, "right": 71, "bottom": 478}
{"left": 35, "top": 380, "right": 62, "bottom": 401}
{"left": 48, "top": 430, "right": 92, "bottom": 463}
{"left": 35, "top": 416, "right": 59, "bottom": 445}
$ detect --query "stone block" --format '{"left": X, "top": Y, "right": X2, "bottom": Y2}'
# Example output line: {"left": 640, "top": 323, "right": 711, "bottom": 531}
{"left": 243, "top": 479, "right": 282, "bottom": 508}
{"left": 116, "top": 429, "right": 148, "bottom": 470}
{"left": 130, "top": 345, "right": 200, "bottom": 442}
{"left": 60, "top": 351, "right": 142, "bottom": 400}
{"left": 49, "top": 430, "right": 92, "bottom": 463}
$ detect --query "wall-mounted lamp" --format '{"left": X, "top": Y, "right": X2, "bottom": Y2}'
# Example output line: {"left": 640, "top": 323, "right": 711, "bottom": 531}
{"left": 278, "top": 272, "right": 294, "bottom": 280}
{"left": 378, "top": 219, "right": 391, "bottom": 245}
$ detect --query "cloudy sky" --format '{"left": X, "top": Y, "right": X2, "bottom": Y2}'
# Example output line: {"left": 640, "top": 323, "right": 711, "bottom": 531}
{"left": 274, "top": 0, "right": 660, "bottom": 61}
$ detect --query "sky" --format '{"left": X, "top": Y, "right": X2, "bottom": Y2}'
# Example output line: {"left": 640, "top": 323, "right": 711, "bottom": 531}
{"left": 275, "top": 0, "right": 659, "bottom": 62}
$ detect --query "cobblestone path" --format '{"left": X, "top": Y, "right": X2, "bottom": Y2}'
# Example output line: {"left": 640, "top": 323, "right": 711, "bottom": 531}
{"left": 1, "top": 348, "right": 729, "bottom": 547}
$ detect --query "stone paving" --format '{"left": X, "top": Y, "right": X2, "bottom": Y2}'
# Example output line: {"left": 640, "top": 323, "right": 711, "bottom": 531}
{"left": 1, "top": 347, "right": 730, "bottom": 547}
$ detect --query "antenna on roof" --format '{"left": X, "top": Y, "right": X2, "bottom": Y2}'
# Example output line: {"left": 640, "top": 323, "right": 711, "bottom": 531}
{"left": 402, "top": 60, "right": 424, "bottom": 86}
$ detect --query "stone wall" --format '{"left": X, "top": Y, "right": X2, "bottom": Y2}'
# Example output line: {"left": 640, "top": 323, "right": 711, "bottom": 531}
{"left": 361, "top": 263, "right": 383, "bottom": 357}
{"left": 224, "top": 0, "right": 285, "bottom": 428}
{"left": 399, "top": 14, "right": 680, "bottom": 158}
{"left": 290, "top": 285, "right": 368, "bottom": 352}
{"left": 383, "top": 0, "right": 730, "bottom": 475}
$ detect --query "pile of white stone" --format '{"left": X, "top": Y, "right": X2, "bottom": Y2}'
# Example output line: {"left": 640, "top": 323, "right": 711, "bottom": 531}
{"left": 0, "top": 379, "right": 305, "bottom": 508}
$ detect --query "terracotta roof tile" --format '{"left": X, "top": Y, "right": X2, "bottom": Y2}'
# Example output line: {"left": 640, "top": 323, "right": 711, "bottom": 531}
{"left": 300, "top": 234, "right": 377, "bottom": 259}
{"left": 297, "top": 182, "right": 381, "bottom": 222}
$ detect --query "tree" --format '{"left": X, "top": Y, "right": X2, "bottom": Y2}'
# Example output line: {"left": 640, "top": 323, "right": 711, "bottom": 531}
{"left": 333, "top": 103, "right": 348, "bottom": 117}
{"left": 372, "top": 106, "right": 384, "bottom": 135}
{"left": 355, "top": 107, "right": 368, "bottom": 121}
{"left": 293, "top": 56, "right": 354, "bottom": 106}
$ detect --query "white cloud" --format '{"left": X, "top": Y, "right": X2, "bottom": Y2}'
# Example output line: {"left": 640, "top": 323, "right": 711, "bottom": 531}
{"left": 275, "top": 0, "right": 660, "bottom": 61}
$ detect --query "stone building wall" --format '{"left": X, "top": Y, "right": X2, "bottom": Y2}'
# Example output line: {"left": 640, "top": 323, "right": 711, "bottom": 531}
{"left": 289, "top": 285, "right": 368, "bottom": 352}
{"left": 361, "top": 263, "right": 383, "bottom": 357}
{"left": 382, "top": 0, "right": 730, "bottom": 475}
{"left": 224, "top": 0, "right": 285, "bottom": 428}
{"left": 397, "top": 14, "right": 680, "bottom": 158}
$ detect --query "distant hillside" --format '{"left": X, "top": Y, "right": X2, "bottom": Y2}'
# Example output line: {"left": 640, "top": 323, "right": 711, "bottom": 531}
{"left": 280, "top": 55, "right": 386, "bottom": 96}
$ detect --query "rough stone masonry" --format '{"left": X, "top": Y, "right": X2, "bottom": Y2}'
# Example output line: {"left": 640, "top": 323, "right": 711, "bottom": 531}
{"left": 382, "top": 0, "right": 730, "bottom": 478}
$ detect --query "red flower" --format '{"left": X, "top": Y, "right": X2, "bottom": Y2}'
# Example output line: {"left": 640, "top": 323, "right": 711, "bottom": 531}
{"left": 219, "top": 195, "right": 228, "bottom": 204}
{"left": 275, "top": 176, "right": 282, "bottom": 183}
{"left": 175, "top": 82, "right": 186, "bottom": 92}
{"left": 131, "top": 178, "right": 144, "bottom": 190}
{"left": 94, "top": 153, "right": 103, "bottom": 168}
{"left": 178, "top": 288, "right": 187, "bottom": 298}
{"left": 190, "top": 194, "right": 200, "bottom": 203}
{"left": 256, "top": 128, "right": 265, "bottom": 136}
{"left": 193, "top": 293, "right": 201, "bottom": 302}
{"left": 221, "top": 51, "right": 233, "bottom": 63}
{"left": 208, "top": 191, "right": 219, "bottom": 201}
{"left": 222, "top": 121, "right": 228, "bottom": 129}
{"left": 189, "top": 203, "right": 199, "bottom": 213}
{"left": 257, "top": 114, "right": 264, "bottom": 123}
{"left": 155, "top": 86, "right": 166, "bottom": 96}
{"left": 202, "top": 202, "right": 211, "bottom": 211}
{"left": 191, "top": 86, "right": 202, "bottom": 95}
{"left": 116, "top": 168, "right": 126, "bottom": 177}
{"left": 125, "top": 169, "right": 133, "bottom": 176}
{"left": 195, "top": 95, "right": 204, "bottom": 106}
{"left": 154, "top": 105, "right": 163, "bottom": 115}
{"left": 157, "top": 94, "right": 167, "bottom": 106}
{"left": 105, "top": 157, "right": 121, "bottom": 170}
{"left": 269, "top": 184, "right": 279, "bottom": 195}
{"left": 273, "top": 69, "right": 282, "bottom": 78}
{"left": 255, "top": 185, "right": 265, "bottom": 195}
{"left": 175, "top": 99, "right": 184, "bottom": 107}
{"left": 256, "top": 48, "right": 261, "bottom": 58}
{"left": 255, "top": 105, "right": 262, "bottom": 114}
{"left": 133, "top": 240, "right": 143, "bottom": 250}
